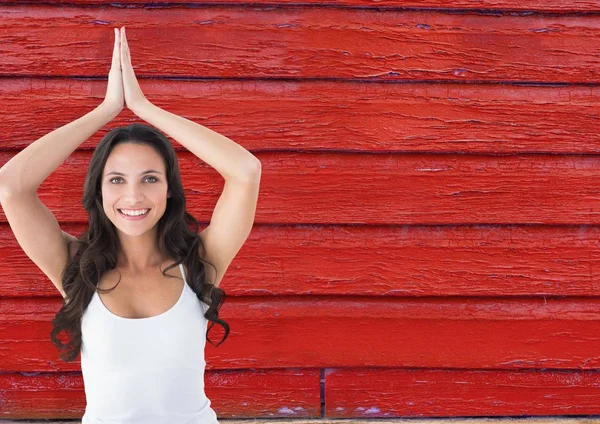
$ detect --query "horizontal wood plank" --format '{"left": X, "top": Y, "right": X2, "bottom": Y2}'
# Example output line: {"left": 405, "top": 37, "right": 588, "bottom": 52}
{"left": 2, "top": 369, "right": 600, "bottom": 418}
{"left": 1, "top": 297, "right": 599, "bottom": 371}
{"left": 0, "top": 369, "right": 319, "bottom": 419}
{"left": 4, "top": 0, "right": 600, "bottom": 12}
{"left": 3, "top": 81, "right": 600, "bottom": 154}
{"left": 1, "top": 151, "right": 599, "bottom": 226}
{"left": 2, "top": 7, "right": 600, "bottom": 82}
{"left": 325, "top": 368, "right": 600, "bottom": 417}
{"left": 2, "top": 223, "right": 600, "bottom": 298}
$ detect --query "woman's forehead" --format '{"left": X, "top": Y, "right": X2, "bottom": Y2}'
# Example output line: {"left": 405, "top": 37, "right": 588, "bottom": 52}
{"left": 105, "top": 144, "right": 164, "bottom": 172}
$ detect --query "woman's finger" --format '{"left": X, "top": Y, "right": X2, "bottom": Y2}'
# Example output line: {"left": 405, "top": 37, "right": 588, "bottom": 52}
{"left": 104, "top": 28, "right": 125, "bottom": 114}
{"left": 120, "top": 27, "right": 130, "bottom": 66}
{"left": 112, "top": 28, "right": 121, "bottom": 69}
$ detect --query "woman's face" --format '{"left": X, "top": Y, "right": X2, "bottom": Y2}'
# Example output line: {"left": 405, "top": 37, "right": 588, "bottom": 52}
{"left": 101, "top": 142, "right": 171, "bottom": 236}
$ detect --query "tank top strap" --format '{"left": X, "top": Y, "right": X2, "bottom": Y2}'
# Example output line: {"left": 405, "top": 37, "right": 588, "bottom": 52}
{"left": 179, "top": 262, "right": 187, "bottom": 284}
{"left": 179, "top": 262, "right": 210, "bottom": 315}
{"left": 177, "top": 262, "right": 195, "bottom": 308}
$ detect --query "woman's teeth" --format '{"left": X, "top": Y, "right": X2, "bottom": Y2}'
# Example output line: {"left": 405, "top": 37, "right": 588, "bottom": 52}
{"left": 119, "top": 209, "right": 149, "bottom": 216}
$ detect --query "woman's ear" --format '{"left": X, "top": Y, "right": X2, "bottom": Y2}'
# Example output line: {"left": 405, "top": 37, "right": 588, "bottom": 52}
{"left": 167, "top": 190, "right": 171, "bottom": 198}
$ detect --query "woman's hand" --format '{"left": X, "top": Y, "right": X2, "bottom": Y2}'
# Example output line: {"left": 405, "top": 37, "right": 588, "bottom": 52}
{"left": 102, "top": 28, "right": 125, "bottom": 115}
{"left": 120, "top": 27, "right": 150, "bottom": 113}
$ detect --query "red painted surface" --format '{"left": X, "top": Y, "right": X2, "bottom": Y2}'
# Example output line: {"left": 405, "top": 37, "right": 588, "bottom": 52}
{"left": 325, "top": 368, "right": 600, "bottom": 417}
{"left": 0, "top": 370, "right": 321, "bottom": 420}
{"left": 5, "top": 222, "right": 600, "bottom": 298}
{"left": 2, "top": 295, "right": 600, "bottom": 416}
{"left": 2, "top": 1, "right": 600, "bottom": 420}
{"left": 2, "top": 0, "right": 600, "bottom": 13}
{"left": 2, "top": 7, "right": 600, "bottom": 83}
{"left": 3, "top": 151, "right": 600, "bottom": 227}
{"left": 6, "top": 80, "right": 600, "bottom": 154}
{"left": 3, "top": 295, "right": 600, "bottom": 370}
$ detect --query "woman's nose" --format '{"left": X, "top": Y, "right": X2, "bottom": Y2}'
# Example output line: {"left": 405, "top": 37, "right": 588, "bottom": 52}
{"left": 124, "top": 185, "right": 144, "bottom": 200}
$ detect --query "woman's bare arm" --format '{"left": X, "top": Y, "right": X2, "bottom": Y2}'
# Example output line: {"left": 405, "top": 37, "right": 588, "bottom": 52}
{"left": 0, "top": 104, "right": 117, "bottom": 299}
{"left": 0, "top": 27, "right": 124, "bottom": 195}
{"left": 0, "top": 104, "right": 118, "bottom": 195}
{"left": 0, "top": 29, "right": 124, "bottom": 298}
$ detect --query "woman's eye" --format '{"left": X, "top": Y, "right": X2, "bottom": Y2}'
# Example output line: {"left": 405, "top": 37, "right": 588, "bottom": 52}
{"left": 109, "top": 176, "right": 158, "bottom": 184}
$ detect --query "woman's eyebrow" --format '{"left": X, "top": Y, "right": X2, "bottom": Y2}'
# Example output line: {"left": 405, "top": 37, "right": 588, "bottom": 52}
{"left": 105, "top": 170, "right": 162, "bottom": 176}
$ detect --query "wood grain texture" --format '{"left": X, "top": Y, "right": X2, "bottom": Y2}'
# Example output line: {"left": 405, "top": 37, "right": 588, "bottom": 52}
{"left": 3, "top": 223, "right": 600, "bottom": 298}
{"left": 2, "top": 369, "right": 600, "bottom": 418}
{"left": 2, "top": 1, "right": 600, "bottom": 421}
{"left": 1, "top": 296, "right": 600, "bottom": 371}
{"left": 325, "top": 369, "right": 600, "bottom": 417}
{"left": 3, "top": 6, "right": 600, "bottom": 83}
{"left": 0, "top": 369, "right": 320, "bottom": 419}
{"left": 4, "top": 80, "right": 600, "bottom": 155}
{"left": 2, "top": 151, "right": 600, "bottom": 227}
{"left": 3, "top": 0, "right": 600, "bottom": 13}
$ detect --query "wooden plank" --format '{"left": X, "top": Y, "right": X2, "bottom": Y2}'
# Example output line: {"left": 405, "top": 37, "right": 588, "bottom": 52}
{"left": 0, "top": 369, "right": 320, "bottom": 419}
{"left": 2, "top": 369, "right": 600, "bottom": 418}
{"left": 2, "top": 7, "right": 600, "bottom": 82}
{"left": 1, "top": 297, "right": 599, "bottom": 371}
{"left": 1, "top": 151, "right": 600, "bottom": 226}
{"left": 2, "top": 2, "right": 600, "bottom": 421}
{"left": 325, "top": 368, "right": 600, "bottom": 417}
{"left": 3, "top": 223, "right": 600, "bottom": 298}
{"left": 4, "top": 0, "right": 600, "bottom": 12}
{"left": 3, "top": 80, "right": 600, "bottom": 155}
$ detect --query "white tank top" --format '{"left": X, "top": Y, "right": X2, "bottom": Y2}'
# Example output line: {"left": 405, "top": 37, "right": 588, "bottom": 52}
{"left": 80, "top": 263, "right": 219, "bottom": 424}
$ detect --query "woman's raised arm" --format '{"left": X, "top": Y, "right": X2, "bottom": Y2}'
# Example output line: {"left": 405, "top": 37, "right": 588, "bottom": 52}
{"left": 0, "top": 28, "right": 123, "bottom": 195}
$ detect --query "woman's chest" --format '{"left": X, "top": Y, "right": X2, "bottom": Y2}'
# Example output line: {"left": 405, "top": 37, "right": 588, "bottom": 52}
{"left": 96, "top": 267, "right": 185, "bottom": 320}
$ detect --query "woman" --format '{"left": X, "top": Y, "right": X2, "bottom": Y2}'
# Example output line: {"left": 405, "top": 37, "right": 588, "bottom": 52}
{"left": 0, "top": 27, "right": 261, "bottom": 423}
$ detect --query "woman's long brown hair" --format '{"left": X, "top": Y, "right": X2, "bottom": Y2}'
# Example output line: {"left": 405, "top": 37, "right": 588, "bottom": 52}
{"left": 50, "top": 122, "right": 230, "bottom": 362}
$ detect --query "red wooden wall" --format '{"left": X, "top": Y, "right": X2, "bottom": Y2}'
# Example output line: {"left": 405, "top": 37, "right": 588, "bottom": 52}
{"left": 2, "top": 0, "right": 600, "bottom": 420}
